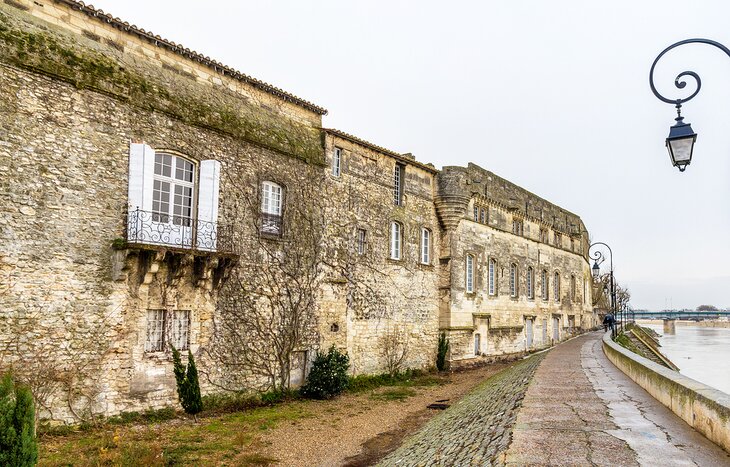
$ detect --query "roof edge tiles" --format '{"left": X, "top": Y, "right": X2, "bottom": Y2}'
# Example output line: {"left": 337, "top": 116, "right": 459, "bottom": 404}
{"left": 325, "top": 128, "right": 438, "bottom": 174}
{"left": 52, "top": 0, "right": 328, "bottom": 115}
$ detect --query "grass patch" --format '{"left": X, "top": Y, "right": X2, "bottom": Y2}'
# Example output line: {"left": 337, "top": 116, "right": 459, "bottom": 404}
{"left": 347, "top": 369, "right": 443, "bottom": 393}
{"left": 369, "top": 387, "right": 417, "bottom": 401}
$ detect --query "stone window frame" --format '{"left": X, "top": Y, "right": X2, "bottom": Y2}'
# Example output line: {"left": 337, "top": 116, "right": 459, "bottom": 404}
{"left": 479, "top": 208, "right": 486, "bottom": 224}
{"left": 570, "top": 274, "right": 577, "bottom": 302}
{"left": 332, "top": 146, "right": 342, "bottom": 177}
{"left": 488, "top": 258, "right": 498, "bottom": 296}
{"left": 527, "top": 266, "right": 535, "bottom": 300}
{"left": 541, "top": 269, "right": 549, "bottom": 301}
{"left": 553, "top": 271, "right": 561, "bottom": 303}
{"left": 390, "top": 221, "right": 403, "bottom": 260}
{"left": 465, "top": 254, "right": 475, "bottom": 294}
{"left": 420, "top": 227, "right": 432, "bottom": 265}
{"left": 145, "top": 309, "right": 191, "bottom": 354}
{"left": 512, "top": 218, "right": 523, "bottom": 236}
{"left": 509, "top": 262, "right": 518, "bottom": 298}
{"left": 539, "top": 227, "right": 549, "bottom": 244}
{"left": 473, "top": 205, "right": 479, "bottom": 222}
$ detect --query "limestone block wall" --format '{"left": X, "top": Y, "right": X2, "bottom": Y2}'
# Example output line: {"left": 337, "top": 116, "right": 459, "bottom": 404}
{"left": 318, "top": 131, "right": 441, "bottom": 374}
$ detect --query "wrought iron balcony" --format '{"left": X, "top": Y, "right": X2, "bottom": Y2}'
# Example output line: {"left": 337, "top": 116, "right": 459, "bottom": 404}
{"left": 260, "top": 212, "right": 282, "bottom": 236}
{"left": 126, "top": 208, "right": 233, "bottom": 254}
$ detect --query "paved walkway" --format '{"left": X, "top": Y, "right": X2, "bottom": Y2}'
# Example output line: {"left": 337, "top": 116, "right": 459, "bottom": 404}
{"left": 378, "top": 332, "right": 730, "bottom": 466}
{"left": 506, "top": 332, "right": 730, "bottom": 466}
{"left": 379, "top": 353, "right": 545, "bottom": 466}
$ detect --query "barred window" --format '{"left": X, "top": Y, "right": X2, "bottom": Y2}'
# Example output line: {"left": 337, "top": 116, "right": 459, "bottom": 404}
{"left": 527, "top": 266, "right": 534, "bottom": 299}
{"left": 145, "top": 309, "right": 190, "bottom": 352}
{"left": 357, "top": 228, "right": 367, "bottom": 255}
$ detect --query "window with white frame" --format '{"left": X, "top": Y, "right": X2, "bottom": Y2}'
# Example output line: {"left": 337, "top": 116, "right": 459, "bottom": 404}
{"left": 541, "top": 269, "right": 548, "bottom": 300}
{"left": 488, "top": 258, "right": 497, "bottom": 296}
{"left": 145, "top": 309, "right": 190, "bottom": 352}
{"left": 152, "top": 153, "right": 195, "bottom": 226}
{"left": 510, "top": 263, "right": 518, "bottom": 297}
{"left": 332, "top": 147, "right": 342, "bottom": 177}
{"left": 393, "top": 164, "right": 405, "bottom": 205}
{"left": 390, "top": 221, "right": 402, "bottom": 260}
{"left": 261, "top": 181, "right": 283, "bottom": 235}
{"left": 466, "top": 254, "right": 474, "bottom": 293}
{"left": 357, "top": 228, "right": 367, "bottom": 255}
{"left": 554, "top": 272, "right": 560, "bottom": 302}
{"left": 421, "top": 228, "right": 431, "bottom": 264}
{"left": 527, "top": 266, "right": 534, "bottom": 299}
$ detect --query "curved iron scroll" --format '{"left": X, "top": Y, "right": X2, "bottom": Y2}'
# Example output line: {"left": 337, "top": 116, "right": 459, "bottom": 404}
{"left": 650, "top": 38, "right": 730, "bottom": 106}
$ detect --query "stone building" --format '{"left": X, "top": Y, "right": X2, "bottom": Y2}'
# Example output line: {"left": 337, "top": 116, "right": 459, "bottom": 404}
{"left": 0, "top": 0, "right": 593, "bottom": 423}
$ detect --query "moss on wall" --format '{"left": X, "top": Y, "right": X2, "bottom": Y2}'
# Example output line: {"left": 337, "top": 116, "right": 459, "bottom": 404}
{"left": 0, "top": 7, "right": 324, "bottom": 165}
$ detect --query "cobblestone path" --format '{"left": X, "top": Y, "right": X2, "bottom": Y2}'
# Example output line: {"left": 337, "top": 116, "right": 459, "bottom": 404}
{"left": 379, "top": 353, "right": 545, "bottom": 466}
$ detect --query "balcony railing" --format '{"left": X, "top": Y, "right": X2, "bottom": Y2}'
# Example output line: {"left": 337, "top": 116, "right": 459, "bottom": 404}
{"left": 260, "top": 212, "right": 282, "bottom": 236}
{"left": 126, "top": 208, "right": 233, "bottom": 254}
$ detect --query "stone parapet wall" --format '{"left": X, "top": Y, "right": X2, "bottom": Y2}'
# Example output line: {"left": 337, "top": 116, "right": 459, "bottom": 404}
{"left": 603, "top": 332, "right": 730, "bottom": 454}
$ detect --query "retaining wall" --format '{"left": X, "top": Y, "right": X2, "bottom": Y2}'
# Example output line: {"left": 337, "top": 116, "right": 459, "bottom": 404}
{"left": 602, "top": 332, "right": 730, "bottom": 453}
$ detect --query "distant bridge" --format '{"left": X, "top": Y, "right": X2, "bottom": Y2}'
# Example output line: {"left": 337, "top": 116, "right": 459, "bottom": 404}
{"left": 630, "top": 311, "right": 730, "bottom": 320}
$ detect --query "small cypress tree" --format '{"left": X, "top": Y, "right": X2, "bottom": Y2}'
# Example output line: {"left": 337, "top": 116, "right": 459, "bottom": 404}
{"left": 171, "top": 346, "right": 203, "bottom": 418}
{"left": 0, "top": 374, "right": 37, "bottom": 467}
{"left": 436, "top": 332, "right": 450, "bottom": 371}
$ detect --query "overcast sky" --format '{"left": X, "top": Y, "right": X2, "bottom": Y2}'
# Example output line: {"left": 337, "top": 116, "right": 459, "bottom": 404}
{"left": 89, "top": 0, "right": 730, "bottom": 311}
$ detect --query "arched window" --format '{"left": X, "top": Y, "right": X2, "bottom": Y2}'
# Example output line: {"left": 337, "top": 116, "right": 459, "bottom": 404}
{"left": 541, "top": 269, "right": 548, "bottom": 300}
{"left": 527, "top": 267, "right": 534, "bottom": 299}
{"left": 421, "top": 228, "right": 431, "bottom": 264}
{"left": 488, "top": 258, "right": 497, "bottom": 296}
{"left": 152, "top": 152, "right": 195, "bottom": 227}
{"left": 465, "top": 254, "right": 474, "bottom": 293}
{"left": 261, "top": 181, "right": 283, "bottom": 235}
{"left": 510, "top": 263, "right": 518, "bottom": 297}
{"left": 554, "top": 272, "right": 560, "bottom": 302}
{"left": 390, "top": 221, "right": 402, "bottom": 260}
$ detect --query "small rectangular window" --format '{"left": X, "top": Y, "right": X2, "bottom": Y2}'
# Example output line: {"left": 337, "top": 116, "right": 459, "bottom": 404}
{"left": 473, "top": 206, "right": 478, "bottom": 222}
{"left": 480, "top": 208, "right": 486, "bottom": 224}
{"left": 357, "top": 228, "right": 367, "bottom": 255}
{"left": 332, "top": 147, "right": 342, "bottom": 177}
{"left": 145, "top": 309, "right": 190, "bottom": 352}
{"left": 421, "top": 228, "right": 430, "bottom": 264}
{"left": 390, "top": 222, "right": 402, "bottom": 260}
{"left": 512, "top": 219, "right": 523, "bottom": 236}
{"left": 509, "top": 263, "right": 518, "bottom": 297}
{"left": 466, "top": 255, "right": 474, "bottom": 293}
{"left": 393, "top": 164, "right": 405, "bottom": 205}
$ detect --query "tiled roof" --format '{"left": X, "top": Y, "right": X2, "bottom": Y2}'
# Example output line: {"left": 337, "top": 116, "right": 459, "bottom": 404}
{"left": 324, "top": 128, "right": 438, "bottom": 173}
{"left": 53, "top": 0, "right": 328, "bottom": 115}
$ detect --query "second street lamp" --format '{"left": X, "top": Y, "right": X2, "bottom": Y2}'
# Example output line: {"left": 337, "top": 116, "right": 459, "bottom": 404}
{"left": 650, "top": 38, "right": 730, "bottom": 171}
{"left": 589, "top": 242, "right": 617, "bottom": 333}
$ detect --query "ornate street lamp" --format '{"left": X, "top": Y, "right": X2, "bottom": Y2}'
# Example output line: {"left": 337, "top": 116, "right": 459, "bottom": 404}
{"left": 590, "top": 242, "right": 617, "bottom": 332}
{"left": 650, "top": 38, "right": 730, "bottom": 171}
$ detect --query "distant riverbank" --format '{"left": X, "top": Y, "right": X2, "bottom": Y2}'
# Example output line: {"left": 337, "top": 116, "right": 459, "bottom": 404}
{"left": 636, "top": 318, "right": 730, "bottom": 328}
{"left": 639, "top": 322, "right": 730, "bottom": 395}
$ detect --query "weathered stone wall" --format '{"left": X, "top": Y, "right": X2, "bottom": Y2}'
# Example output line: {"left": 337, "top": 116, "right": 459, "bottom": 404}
{"left": 318, "top": 131, "right": 441, "bottom": 374}
{"left": 436, "top": 165, "right": 594, "bottom": 361}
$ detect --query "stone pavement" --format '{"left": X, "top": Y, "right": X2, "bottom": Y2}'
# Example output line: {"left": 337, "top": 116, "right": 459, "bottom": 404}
{"left": 379, "top": 353, "right": 546, "bottom": 466}
{"left": 378, "top": 332, "right": 730, "bottom": 466}
{"left": 506, "top": 332, "right": 730, "bottom": 466}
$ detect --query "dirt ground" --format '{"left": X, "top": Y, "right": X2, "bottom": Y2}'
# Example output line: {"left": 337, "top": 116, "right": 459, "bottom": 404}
{"left": 258, "top": 362, "right": 510, "bottom": 466}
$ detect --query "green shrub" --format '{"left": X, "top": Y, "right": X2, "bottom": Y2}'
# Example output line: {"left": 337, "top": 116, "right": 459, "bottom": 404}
{"left": 436, "top": 332, "right": 449, "bottom": 371}
{"left": 172, "top": 347, "right": 203, "bottom": 417}
{"left": 300, "top": 346, "right": 350, "bottom": 399}
{"left": 0, "top": 374, "right": 38, "bottom": 467}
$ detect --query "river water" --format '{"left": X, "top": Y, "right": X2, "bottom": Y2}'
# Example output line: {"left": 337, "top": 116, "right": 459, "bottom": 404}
{"left": 642, "top": 323, "right": 730, "bottom": 395}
